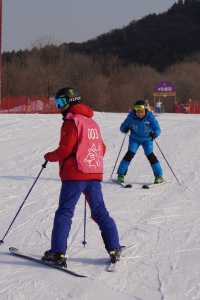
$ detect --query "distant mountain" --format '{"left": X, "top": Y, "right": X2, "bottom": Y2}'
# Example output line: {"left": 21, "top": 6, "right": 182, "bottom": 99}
{"left": 67, "top": 0, "right": 200, "bottom": 70}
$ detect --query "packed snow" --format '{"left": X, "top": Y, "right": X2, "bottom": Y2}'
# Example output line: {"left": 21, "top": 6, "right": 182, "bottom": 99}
{"left": 0, "top": 112, "right": 200, "bottom": 300}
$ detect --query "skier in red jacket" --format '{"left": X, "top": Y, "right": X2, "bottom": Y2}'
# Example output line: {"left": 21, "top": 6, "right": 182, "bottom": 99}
{"left": 42, "top": 87, "right": 121, "bottom": 266}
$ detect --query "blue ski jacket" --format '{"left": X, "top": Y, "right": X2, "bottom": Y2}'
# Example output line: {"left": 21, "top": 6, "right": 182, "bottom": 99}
{"left": 120, "top": 110, "right": 161, "bottom": 142}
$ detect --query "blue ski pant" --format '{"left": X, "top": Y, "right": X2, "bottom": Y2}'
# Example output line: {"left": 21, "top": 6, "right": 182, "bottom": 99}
{"left": 117, "top": 139, "right": 163, "bottom": 177}
{"left": 51, "top": 180, "right": 120, "bottom": 254}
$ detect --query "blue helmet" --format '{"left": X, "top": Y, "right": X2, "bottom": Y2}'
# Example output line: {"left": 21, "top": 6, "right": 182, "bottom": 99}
{"left": 54, "top": 87, "right": 81, "bottom": 109}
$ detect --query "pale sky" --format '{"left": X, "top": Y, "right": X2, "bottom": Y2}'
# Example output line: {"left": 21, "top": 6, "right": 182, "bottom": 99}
{"left": 3, "top": 0, "right": 176, "bottom": 52}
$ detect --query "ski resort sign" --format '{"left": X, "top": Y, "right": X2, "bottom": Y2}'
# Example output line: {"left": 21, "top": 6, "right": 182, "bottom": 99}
{"left": 153, "top": 81, "right": 176, "bottom": 97}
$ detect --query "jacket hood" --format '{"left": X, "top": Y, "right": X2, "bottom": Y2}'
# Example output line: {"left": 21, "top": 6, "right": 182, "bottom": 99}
{"left": 65, "top": 103, "right": 94, "bottom": 118}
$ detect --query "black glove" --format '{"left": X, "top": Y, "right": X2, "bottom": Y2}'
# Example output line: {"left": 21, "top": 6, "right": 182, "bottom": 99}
{"left": 123, "top": 129, "right": 129, "bottom": 134}
{"left": 149, "top": 132, "right": 157, "bottom": 140}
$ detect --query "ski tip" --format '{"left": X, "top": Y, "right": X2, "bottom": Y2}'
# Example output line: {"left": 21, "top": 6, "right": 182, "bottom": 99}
{"left": 124, "top": 184, "right": 132, "bottom": 188}
{"left": 120, "top": 245, "right": 126, "bottom": 250}
{"left": 9, "top": 247, "right": 18, "bottom": 252}
{"left": 142, "top": 184, "right": 150, "bottom": 189}
{"left": 121, "top": 183, "right": 132, "bottom": 188}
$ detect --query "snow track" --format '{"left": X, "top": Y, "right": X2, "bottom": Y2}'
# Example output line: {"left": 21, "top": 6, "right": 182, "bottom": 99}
{"left": 0, "top": 113, "right": 200, "bottom": 300}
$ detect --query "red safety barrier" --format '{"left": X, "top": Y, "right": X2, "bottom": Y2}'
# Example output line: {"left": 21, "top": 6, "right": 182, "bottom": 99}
{"left": 0, "top": 96, "right": 58, "bottom": 113}
{"left": 1, "top": 96, "right": 200, "bottom": 114}
{"left": 189, "top": 103, "right": 200, "bottom": 114}
{"left": 174, "top": 102, "right": 200, "bottom": 114}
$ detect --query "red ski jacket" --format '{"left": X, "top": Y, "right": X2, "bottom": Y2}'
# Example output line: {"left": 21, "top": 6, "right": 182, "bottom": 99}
{"left": 44, "top": 103, "right": 106, "bottom": 181}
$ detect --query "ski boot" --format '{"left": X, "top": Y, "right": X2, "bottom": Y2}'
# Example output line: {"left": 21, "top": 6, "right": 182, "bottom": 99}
{"left": 42, "top": 250, "right": 67, "bottom": 267}
{"left": 117, "top": 174, "right": 125, "bottom": 184}
{"left": 109, "top": 249, "right": 121, "bottom": 264}
{"left": 154, "top": 176, "right": 164, "bottom": 184}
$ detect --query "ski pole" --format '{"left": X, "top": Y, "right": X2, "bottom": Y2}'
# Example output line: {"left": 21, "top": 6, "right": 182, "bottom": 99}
{"left": 0, "top": 161, "right": 48, "bottom": 245}
{"left": 155, "top": 140, "right": 182, "bottom": 185}
{"left": 82, "top": 198, "right": 87, "bottom": 247}
{"left": 110, "top": 133, "right": 127, "bottom": 179}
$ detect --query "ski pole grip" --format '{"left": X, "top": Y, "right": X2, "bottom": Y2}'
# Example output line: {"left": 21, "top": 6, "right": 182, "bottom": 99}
{"left": 42, "top": 160, "right": 48, "bottom": 168}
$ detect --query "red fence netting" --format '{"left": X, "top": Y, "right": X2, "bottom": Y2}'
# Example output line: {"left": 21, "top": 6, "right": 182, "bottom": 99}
{"left": 1, "top": 97, "right": 200, "bottom": 114}
{"left": 174, "top": 102, "right": 200, "bottom": 114}
{"left": 0, "top": 96, "right": 58, "bottom": 113}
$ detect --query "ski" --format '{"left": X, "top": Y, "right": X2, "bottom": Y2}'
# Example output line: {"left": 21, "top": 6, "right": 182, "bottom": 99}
{"left": 120, "top": 182, "right": 132, "bottom": 188}
{"left": 106, "top": 261, "right": 118, "bottom": 272}
{"left": 142, "top": 181, "right": 166, "bottom": 189}
{"left": 111, "top": 179, "right": 132, "bottom": 188}
{"left": 9, "top": 247, "right": 87, "bottom": 278}
{"left": 106, "top": 245, "right": 128, "bottom": 273}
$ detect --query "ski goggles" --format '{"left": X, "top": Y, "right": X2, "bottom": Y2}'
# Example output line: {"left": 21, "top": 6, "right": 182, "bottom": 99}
{"left": 54, "top": 97, "right": 68, "bottom": 109}
{"left": 134, "top": 104, "right": 145, "bottom": 112}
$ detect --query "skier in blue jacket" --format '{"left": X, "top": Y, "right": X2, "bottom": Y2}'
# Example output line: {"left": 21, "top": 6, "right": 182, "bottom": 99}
{"left": 117, "top": 100, "right": 164, "bottom": 184}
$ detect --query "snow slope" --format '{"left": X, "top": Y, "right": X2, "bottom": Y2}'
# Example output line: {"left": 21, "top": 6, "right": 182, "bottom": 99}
{"left": 0, "top": 112, "right": 200, "bottom": 300}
